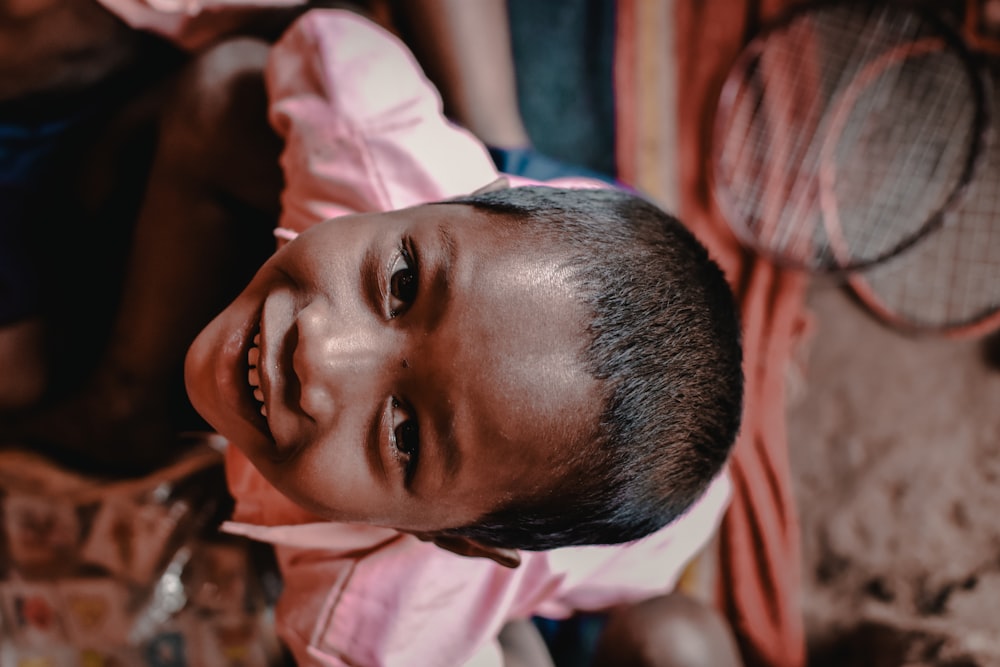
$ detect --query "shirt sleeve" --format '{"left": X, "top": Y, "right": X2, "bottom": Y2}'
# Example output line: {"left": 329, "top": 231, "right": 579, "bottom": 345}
{"left": 264, "top": 9, "right": 501, "bottom": 236}
{"left": 532, "top": 471, "right": 732, "bottom": 618}
{"left": 272, "top": 537, "right": 525, "bottom": 667}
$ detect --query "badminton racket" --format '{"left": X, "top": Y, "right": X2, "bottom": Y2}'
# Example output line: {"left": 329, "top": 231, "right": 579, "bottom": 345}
{"left": 846, "top": 2, "right": 1000, "bottom": 338}
{"left": 711, "top": 0, "right": 989, "bottom": 273}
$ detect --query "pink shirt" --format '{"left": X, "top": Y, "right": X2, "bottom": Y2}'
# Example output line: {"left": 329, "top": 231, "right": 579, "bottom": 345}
{"left": 221, "top": 11, "right": 732, "bottom": 666}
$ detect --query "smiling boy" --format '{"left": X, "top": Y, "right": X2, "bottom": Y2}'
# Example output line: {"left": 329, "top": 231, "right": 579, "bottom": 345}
{"left": 184, "top": 9, "right": 743, "bottom": 666}
{"left": 186, "top": 199, "right": 601, "bottom": 538}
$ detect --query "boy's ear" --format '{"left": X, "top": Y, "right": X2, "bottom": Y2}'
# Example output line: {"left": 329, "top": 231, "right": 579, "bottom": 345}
{"left": 412, "top": 532, "right": 521, "bottom": 569}
{"left": 469, "top": 176, "right": 510, "bottom": 196}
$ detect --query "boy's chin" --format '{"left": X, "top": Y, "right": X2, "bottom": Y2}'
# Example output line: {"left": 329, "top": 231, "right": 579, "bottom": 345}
{"left": 183, "top": 333, "right": 218, "bottom": 430}
{"left": 184, "top": 321, "right": 236, "bottom": 430}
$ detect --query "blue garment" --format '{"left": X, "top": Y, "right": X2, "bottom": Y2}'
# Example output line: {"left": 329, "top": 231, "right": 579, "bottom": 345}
{"left": 487, "top": 145, "right": 620, "bottom": 186}
{"left": 533, "top": 613, "right": 609, "bottom": 666}
{"left": 0, "top": 103, "right": 100, "bottom": 324}
{"left": 0, "top": 111, "right": 86, "bottom": 186}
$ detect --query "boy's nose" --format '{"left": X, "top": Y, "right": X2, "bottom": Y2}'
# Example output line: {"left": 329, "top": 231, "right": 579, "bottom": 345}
{"left": 291, "top": 300, "right": 395, "bottom": 422}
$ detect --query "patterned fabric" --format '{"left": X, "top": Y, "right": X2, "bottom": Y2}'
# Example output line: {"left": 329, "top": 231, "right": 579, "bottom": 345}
{"left": 615, "top": 2, "right": 811, "bottom": 665}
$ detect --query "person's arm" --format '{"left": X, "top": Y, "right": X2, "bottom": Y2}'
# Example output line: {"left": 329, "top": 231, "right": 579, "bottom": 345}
{"left": 389, "top": 0, "right": 531, "bottom": 149}
{"left": 499, "top": 619, "right": 555, "bottom": 667}
{"left": 0, "top": 320, "right": 45, "bottom": 411}
{"left": 386, "top": 0, "right": 620, "bottom": 185}
{"left": 4, "top": 38, "right": 280, "bottom": 472}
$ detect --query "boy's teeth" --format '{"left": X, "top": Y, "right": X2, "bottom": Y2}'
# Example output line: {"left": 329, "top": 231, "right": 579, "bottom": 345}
{"left": 247, "top": 328, "right": 267, "bottom": 412}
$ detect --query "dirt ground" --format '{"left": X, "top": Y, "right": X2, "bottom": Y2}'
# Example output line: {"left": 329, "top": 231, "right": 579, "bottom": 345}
{"left": 787, "top": 282, "right": 1000, "bottom": 666}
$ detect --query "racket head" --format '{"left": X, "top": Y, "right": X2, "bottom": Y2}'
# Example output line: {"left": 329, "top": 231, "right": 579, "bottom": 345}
{"left": 848, "top": 65, "right": 1000, "bottom": 339}
{"left": 711, "top": 0, "right": 990, "bottom": 273}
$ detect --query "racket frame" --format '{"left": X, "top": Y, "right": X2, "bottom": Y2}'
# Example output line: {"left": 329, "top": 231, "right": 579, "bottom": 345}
{"left": 846, "top": 59, "right": 999, "bottom": 339}
{"left": 710, "top": 0, "right": 991, "bottom": 274}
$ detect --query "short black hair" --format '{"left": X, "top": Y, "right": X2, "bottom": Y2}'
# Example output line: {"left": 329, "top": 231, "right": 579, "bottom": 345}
{"left": 437, "top": 186, "right": 743, "bottom": 551}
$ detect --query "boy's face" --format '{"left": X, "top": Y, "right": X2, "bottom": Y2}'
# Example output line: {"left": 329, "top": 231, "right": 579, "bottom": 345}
{"left": 185, "top": 204, "right": 600, "bottom": 533}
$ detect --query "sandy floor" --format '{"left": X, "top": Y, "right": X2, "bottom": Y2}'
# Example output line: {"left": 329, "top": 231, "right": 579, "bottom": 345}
{"left": 787, "top": 282, "right": 1000, "bottom": 666}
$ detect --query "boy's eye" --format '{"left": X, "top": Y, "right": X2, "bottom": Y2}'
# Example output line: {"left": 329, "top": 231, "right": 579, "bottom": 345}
{"left": 391, "top": 400, "right": 420, "bottom": 480}
{"left": 394, "top": 420, "right": 419, "bottom": 458}
{"left": 388, "top": 248, "right": 417, "bottom": 317}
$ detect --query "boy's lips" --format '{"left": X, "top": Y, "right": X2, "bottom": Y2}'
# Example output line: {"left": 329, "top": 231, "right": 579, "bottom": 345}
{"left": 259, "top": 286, "right": 304, "bottom": 461}
{"left": 233, "top": 315, "right": 273, "bottom": 446}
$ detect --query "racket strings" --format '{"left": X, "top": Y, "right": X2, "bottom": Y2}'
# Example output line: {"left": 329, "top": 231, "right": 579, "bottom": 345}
{"left": 721, "top": 6, "right": 889, "bottom": 258}
{"left": 724, "top": 9, "right": 872, "bottom": 258}
{"left": 833, "top": 56, "right": 976, "bottom": 261}
{"left": 856, "top": 90, "right": 1000, "bottom": 333}
{"left": 714, "top": 3, "right": 982, "bottom": 271}
{"left": 821, "top": 40, "right": 973, "bottom": 263}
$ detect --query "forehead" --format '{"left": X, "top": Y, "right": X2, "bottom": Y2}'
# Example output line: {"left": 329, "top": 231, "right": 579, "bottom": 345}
{"left": 413, "top": 204, "right": 601, "bottom": 523}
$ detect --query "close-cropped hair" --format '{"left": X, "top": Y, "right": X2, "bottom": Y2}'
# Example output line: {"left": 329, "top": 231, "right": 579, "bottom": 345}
{"left": 439, "top": 186, "right": 744, "bottom": 551}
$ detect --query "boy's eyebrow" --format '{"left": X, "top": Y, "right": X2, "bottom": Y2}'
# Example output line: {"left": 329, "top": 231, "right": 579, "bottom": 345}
{"left": 411, "top": 222, "right": 460, "bottom": 495}
{"left": 428, "top": 400, "right": 462, "bottom": 491}
{"left": 360, "top": 241, "right": 382, "bottom": 314}
{"left": 438, "top": 224, "right": 458, "bottom": 274}
{"left": 422, "top": 223, "right": 458, "bottom": 331}
{"left": 367, "top": 399, "right": 389, "bottom": 486}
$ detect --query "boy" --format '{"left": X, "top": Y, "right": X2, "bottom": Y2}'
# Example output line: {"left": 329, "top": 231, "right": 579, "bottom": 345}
{"left": 185, "top": 9, "right": 743, "bottom": 666}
